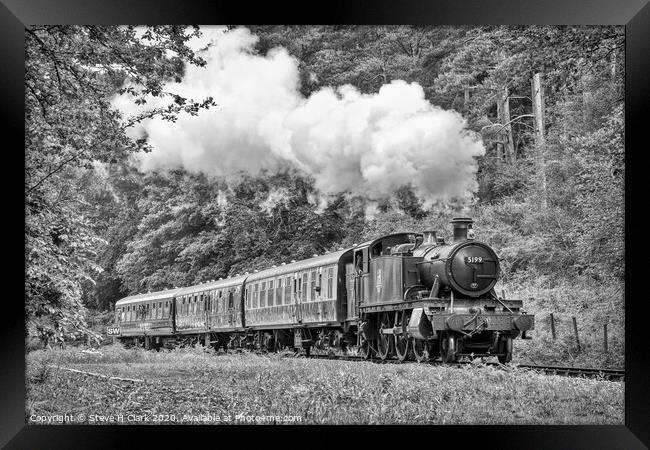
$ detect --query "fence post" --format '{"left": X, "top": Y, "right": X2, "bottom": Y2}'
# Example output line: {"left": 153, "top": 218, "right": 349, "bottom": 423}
{"left": 603, "top": 323, "right": 608, "bottom": 353}
{"left": 572, "top": 316, "right": 580, "bottom": 351}
{"left": 550, "top": 313, "right": 556, "bottom": 340}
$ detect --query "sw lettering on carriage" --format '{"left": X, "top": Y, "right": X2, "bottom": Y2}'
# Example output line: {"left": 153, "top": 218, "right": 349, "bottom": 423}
{"left": 106, "top": 326, "right": 121, "bottom": 336}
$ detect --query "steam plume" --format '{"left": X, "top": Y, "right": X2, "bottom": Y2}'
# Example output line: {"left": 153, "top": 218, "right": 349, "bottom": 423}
{"left": 116, "top": 27, "right": 485, "bottom": 206}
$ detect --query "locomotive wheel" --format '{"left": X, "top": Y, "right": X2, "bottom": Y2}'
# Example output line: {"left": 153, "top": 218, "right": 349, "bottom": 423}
{"left": 412, "top": 338, "right": 429, "bottom": 363}
{"left": 376, "top": 313, "right": 393, "bottom": 360}
{"left": 440, "top": 332, "right": 459, "bottom": 363}
{"left": 497, "top": 334, "right": 513, "bottom": 364}
{"left": 394, "top": 311, "right": 410, "bottom": 362}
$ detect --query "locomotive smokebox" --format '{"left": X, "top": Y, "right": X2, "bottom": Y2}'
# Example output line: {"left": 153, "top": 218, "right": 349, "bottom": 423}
{"left": 451, "top": 217, "right": 474, "bottom": 242}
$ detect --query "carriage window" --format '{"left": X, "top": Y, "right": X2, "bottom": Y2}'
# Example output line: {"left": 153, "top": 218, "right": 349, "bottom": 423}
{"left": 253, "top": 284, "right": 259, "bottom": 308}
{"left": 268, "top": 280, "right": 274, "bottom": 306}
{"left": 260, "top": 282, "right": 266, "bottom": 308}
{"left": 302, "top": 273, "right": 308, "bottom": 301}
{"left": 228, "top": 291, "right": 234, "bottom": 309}
{"left": 285, "top": 277, "right": 291, "bottom": 303}
{"left": 276, "top": 279, "right": 283, "bottom": 305}
{"left": 310, "top": 271, "right": 317, "bottom": 301}
{"left": 327, "top": 267, "right": 334, "bottom": 299}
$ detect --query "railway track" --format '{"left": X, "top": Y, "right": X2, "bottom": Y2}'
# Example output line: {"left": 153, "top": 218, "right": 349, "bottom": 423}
{"left": 290, "top": 352, "right": 625, "bottom": 381}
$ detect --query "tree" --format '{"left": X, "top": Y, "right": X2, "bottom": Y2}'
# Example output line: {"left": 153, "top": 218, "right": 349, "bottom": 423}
{"left": 25, "top": 25, "right": 215, "bottom": 345}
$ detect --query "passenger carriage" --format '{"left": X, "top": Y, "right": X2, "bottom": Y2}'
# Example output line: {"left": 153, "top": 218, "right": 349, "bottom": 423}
{"left": 113, "top": 288, "right": 180, "bottom": 349}
{"left": 242, "top": 249, "right": 353, "bottom": 352}
{"left": 174, "top": 274, "right": 247, "bottom": 348}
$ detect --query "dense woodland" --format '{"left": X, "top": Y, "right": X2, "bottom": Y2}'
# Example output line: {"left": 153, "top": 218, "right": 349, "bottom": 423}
{"left": 25, "top": 25, "right": 624, "bottom": 346}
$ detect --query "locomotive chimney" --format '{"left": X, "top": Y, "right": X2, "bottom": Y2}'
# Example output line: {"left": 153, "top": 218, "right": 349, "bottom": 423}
{"left": 422, "top": 230, "right": 437, "bottom": 244}
{"left": 451, "top": 217, "right": 474, "bottom": 242}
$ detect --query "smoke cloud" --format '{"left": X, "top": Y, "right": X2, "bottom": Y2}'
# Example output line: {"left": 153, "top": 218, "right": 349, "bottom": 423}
{"left": 116, "top": 27, "right": 485, "bottom": 206}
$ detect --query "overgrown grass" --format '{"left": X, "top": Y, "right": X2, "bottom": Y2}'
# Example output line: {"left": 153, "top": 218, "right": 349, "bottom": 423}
{"left": 26, "top": 345, "right": 623, "bottom": 425}
{"left": 498, "top": 273, "right": 624, "bottom": 369}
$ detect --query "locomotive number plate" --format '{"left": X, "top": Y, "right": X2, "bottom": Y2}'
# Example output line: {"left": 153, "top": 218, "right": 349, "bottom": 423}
{"left": 106, "top": 326, "right": 121, "bottom": 336}
{"left": 465, "top": 256, "right": 483, "bottom": 263}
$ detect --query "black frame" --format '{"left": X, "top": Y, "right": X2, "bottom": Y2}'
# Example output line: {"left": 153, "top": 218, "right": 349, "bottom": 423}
{"left": 6, "top": 0, "right": 648, "bottom": 447}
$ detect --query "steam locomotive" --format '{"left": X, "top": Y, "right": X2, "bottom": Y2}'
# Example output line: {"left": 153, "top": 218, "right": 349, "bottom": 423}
{"left": 111, "top": 217, "right": 534, "bottom": 363}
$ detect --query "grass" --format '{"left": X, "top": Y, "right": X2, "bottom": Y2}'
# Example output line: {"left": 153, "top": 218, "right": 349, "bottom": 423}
{"left": 26, "top": 344, "right": 623, "bottom": 425}
{"left": 499, "top": 274, "right": 624, "bottom": 369}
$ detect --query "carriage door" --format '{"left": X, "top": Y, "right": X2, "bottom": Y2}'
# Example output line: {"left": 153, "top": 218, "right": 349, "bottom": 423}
{"left": 353, "top": 248, "right": 368, "bottom": 307}
{"left": 228, "top": 290, "right": 235, "bottom": 326}
{"left": 293, "top": 273, "right": 303, "bottom": 323}
{"left": 346, "top": 264, "right": 356, "bottom": 319}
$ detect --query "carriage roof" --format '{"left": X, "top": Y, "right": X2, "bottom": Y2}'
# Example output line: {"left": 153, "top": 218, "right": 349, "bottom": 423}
{"left": 176, "top": 274, "right": 249, "bottom": 296}
{"left": 115, "top": 287, "right": 183, "bottom": 307}
{"left": 245, "top": 248, "right": 353, "bottom": 282}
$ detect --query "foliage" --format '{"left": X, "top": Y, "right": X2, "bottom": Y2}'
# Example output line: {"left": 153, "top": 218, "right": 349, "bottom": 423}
{"left": 114, "top": 170, "right": 348, "bottom": 293}
{"left": 25, "top": 26, "right": 215, "bottom": 344}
